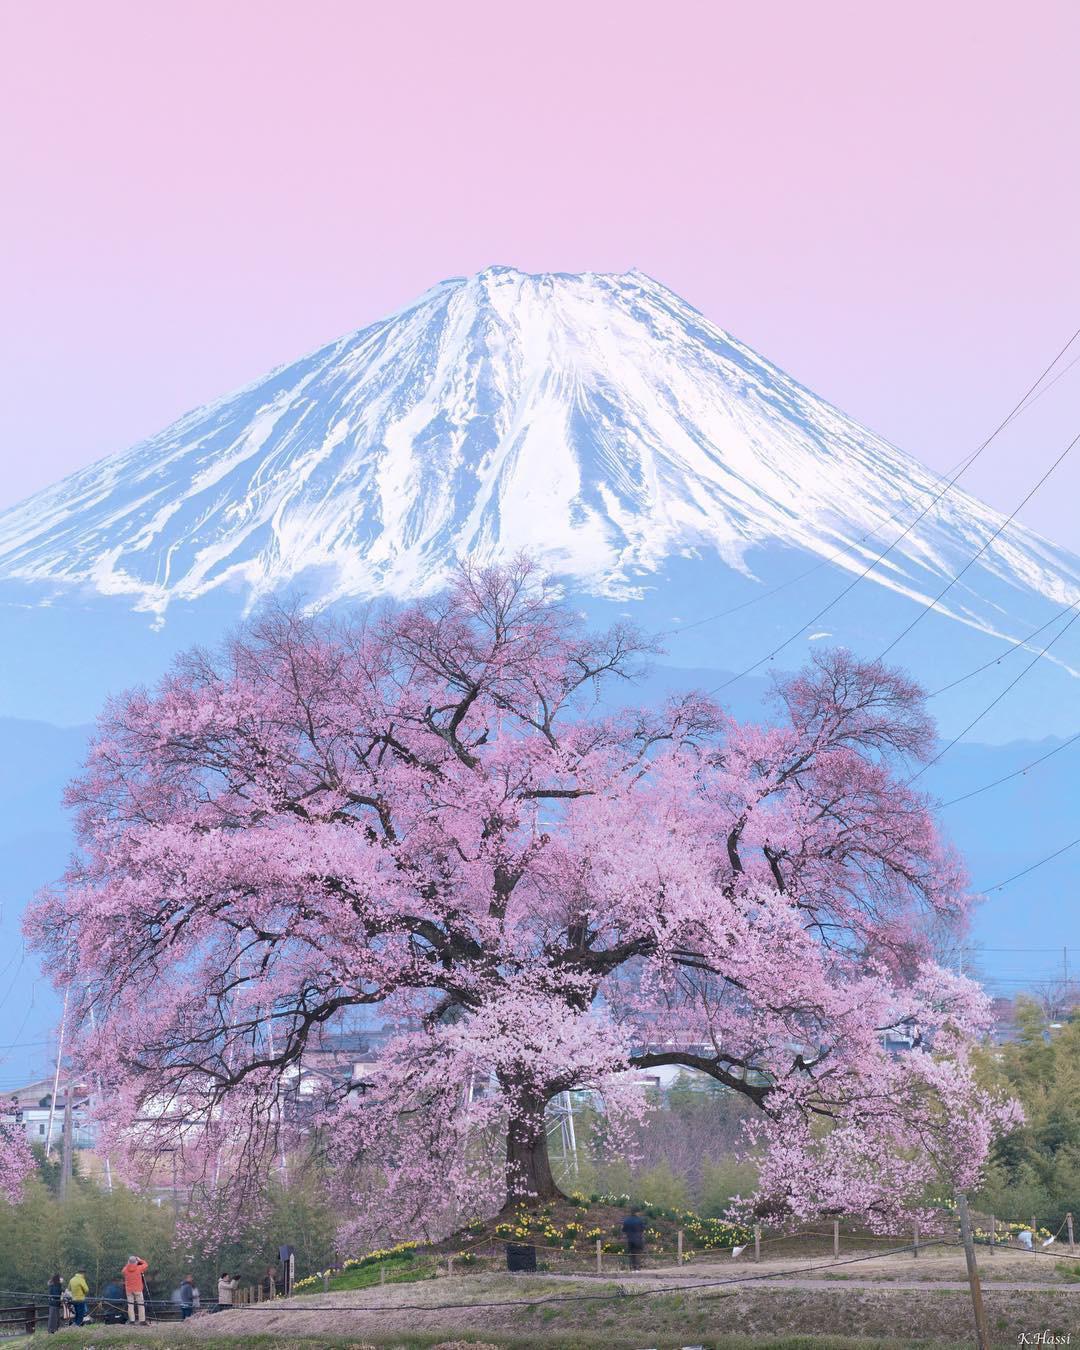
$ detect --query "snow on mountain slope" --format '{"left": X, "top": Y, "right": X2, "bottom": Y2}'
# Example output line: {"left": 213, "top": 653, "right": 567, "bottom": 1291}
{"left": 1, "top": 267, "right": 1078, "bottom": 642}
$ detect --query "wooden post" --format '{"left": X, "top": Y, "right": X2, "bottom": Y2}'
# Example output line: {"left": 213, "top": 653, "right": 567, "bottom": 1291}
{"left": 380, "top": 1263, "right": 386, "bottom": 1285}
{"left": 832, "top": 1220, "right": 839, "bottom": 1261}
{"left": 1067, "top": 1212, "right": 1075, "bottom": 1255}
{"left": 754, "top": 1224, "right": 761, "bottom": 1264}
{"left": 1032, "top": 1215, "right": 1038, "bottom": 1252}
{"left": 596, "top": 1238, "right": 602, "bottom": 1274}
{"left": 957, "top": 1193, "right": 990, "bottom": 1350}
{"left": 988, "top": 1214, "right": 995, "bottom": 1255}
{"left": 447, "top": 1256, "right": 454, "bottom": 1278}
{"left": 677, "top": 1229, "right": 683, "bottom": 1264}
{"left": 321, "top": 1272, "right": 329, "bottom": 1292}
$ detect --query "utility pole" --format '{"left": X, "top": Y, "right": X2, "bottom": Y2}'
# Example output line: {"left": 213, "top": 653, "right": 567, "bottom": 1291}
{"left": 44, "top": 987, "right": 70, "bottom": 1161}
{"left": 59, "top": 1088, "right": 74, "bottom": 1201}
{"left": 87, "top": 1004, "right": 113, "bottom": 1192}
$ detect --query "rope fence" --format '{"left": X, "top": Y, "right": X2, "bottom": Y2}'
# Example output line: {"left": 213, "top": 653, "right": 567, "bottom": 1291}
{"left": 0, "top": 1240, "right": 956, "bottom": 1318}
{"left": 0, "top": 1204, "right": 1072, "bottom": 1337}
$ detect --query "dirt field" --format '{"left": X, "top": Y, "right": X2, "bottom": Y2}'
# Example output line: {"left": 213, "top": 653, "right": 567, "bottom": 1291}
{"left": 29, "top": 1242, "right": 1079, "bottom": 1348}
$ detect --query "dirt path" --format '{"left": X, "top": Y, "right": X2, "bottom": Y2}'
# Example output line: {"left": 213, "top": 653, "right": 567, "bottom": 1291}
{"left": 162, "top": 1259, "right": 1079, "bottom": 1348}
{"left": 688, "top": 1275, "right": 1080, "bottom": 1292}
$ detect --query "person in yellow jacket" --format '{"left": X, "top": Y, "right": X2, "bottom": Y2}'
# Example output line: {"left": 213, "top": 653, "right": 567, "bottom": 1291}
{"left": 67, "top": 1270, "right": 89, "bottom": 1327}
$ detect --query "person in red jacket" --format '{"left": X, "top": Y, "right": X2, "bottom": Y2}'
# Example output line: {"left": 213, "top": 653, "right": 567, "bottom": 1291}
{"left": 121, "top": 1255, "right": 149, "bottom": 1324}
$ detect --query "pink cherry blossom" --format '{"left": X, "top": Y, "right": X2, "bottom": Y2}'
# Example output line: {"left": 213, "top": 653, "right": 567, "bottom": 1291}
{"left": 0, "top": 1123, "right": 35, "bottom": 1205}
{"left": 21, "top": 559, "right": 1017, "bottom": 1240}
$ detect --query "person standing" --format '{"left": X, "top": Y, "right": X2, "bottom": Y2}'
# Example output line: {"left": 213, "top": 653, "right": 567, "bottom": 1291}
{"left": 67, "top": 1269, "right": 89, "bottom": 1327}
{"left": 101, "top": 1275, "right": 126, "bottom": 1324}
{"left": 622, "top": 1207, "right": 646, "bottom": 1270}
{"left": 179, "top": 1274, "right": 195, "bottom": 1319}
{"left": 122, "top": 1254, "right": 149, "bottom": 1324}
{"left": 46, "top": 1274, "right": 63, "bottom": 1335}
{"left": 217, "top": 1271, "right": 239, "bottom": 1309}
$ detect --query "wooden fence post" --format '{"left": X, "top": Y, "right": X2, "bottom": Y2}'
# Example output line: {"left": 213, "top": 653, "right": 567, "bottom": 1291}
{"left": 322, "top": 1272, "right": 329, "bottom": 1292}
{"left": 677, "top": 1229, "right": 683, "bottom": 1264}
{"left": 380, "top": 1263, "right": 386, "bottom": 1284}
{"left": 988, "top": 1214, "right": 995, "bottom": 1255}
{"left": 832, "top": 1221, "right": 839, "bottom": 1261}
{"left": 447, "top": 1257, "right": 454, "bottom": 1278}
{"left": 912, "top": 1221, "right": 919, "bottom": 1259}
{"left": 596, "top": 1238, "right": 602, "bottom": 1274}
{"left": 957, "top": 1194, "right": 990, "bottom": 1350}
{"left": 754, "top": 1224, "right": 761, "bottom": 1264}
{"left": 1032, "top": 1215, "right": 1038, "bottom": 1252}
{"left": 1067, "top": 1212, "right": 1075, "bottom": 1255}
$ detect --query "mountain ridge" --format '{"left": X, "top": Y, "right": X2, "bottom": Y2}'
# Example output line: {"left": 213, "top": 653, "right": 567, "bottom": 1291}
{"left": 2, "top": 267, "right": 1078, "bottom": 641}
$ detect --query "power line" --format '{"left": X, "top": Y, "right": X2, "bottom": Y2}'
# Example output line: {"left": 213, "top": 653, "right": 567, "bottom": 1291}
{"left": 978, "top": 836, "right": 1080, "bottom": 893}
{"left": 978, "top": 977, "right": 1077, "bottom": 985}
{"left": 666, "top": 451, "right": 982, "bottom": 642}
{"left": 0, "top": 953, "right": 25, "bottom": 1018}
{"left": 939, "top": 729, "right": 1080, "bottom": 808}
{"left": 977, "top": 946, "right": 1073, "bottom": 952}
{"left": 908, "top": 604, "right": 1080, "bottom": 785}
{"left": 1014, "top": 343, "right": 1080, "bottom": 413}
{"left": 927, "top": 599, "right": 1080, "bottom": 699}
{"left": 706, "top": 328, "right": 1080, "bottom": 695}
{"left": 878, "top": 428, "right": 1080, "bottom": 659}
{"left": 686, "top": 325, "right": 1080, "bottom": 655}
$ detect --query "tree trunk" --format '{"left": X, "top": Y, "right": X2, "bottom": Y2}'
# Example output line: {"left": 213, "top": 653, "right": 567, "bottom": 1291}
{"left": 504, "top": 1086, "right": 560, "bottom": 1207}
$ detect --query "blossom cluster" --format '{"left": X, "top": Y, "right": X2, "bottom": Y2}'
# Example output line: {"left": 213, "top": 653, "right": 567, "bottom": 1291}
{"left": 0, "top": 1125, "right": 35, "bottom": 1206}
{"left": 19, "top": 562, "right": 1020, "bottom": 1240}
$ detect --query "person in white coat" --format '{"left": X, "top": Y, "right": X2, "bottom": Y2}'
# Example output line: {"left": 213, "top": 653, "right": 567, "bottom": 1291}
{"left": 217, "top": 1272, "right": 239, "bottom": 1310}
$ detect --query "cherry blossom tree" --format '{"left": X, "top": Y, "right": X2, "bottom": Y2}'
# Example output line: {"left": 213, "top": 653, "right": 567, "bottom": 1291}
{"left": 23, "top": 561, "right": 1016, "bottom": 1239}
{"left": 0, "top": 1124, "right": 34, "bottom": 1205}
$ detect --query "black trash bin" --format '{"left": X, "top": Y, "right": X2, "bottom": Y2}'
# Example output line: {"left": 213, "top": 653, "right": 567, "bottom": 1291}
{"left": 505, "top": 1242, "right": 537, "bottom": 1272}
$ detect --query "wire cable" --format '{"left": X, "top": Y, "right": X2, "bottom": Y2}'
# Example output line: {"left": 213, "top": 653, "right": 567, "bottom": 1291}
{"left": 680, "top": 325, "right": 1080, "bottom": 652}
{"left": 927, "top": 599, "right": 1080, "bottom": 699}
{"left": 664, "top": 449, "right": 983, "bottom": 641}
{"left": 705, "top": 327, "right": 1080, "bottom": 694}
{"left": 978, "top": 836, "right": 1080, "bottom": 894}
{"left": 878, "top": 429, "right": 1080, "bottom": 659}
{"left": 939, "top": 730, "right": 1080, "bottom": 808}
{"left": 908, "top": 603, "right": 1080, "bottom": 784}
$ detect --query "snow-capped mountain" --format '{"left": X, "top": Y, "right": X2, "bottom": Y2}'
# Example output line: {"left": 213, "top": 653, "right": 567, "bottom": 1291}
{"left": 2, "top": 266, "right": 1078, "bottom": 635}
{"left": 2, "top": 266, "right": 1080, "bottom": 744}
{"left": 3, "top": 268, "right": 1079, "bottom": 1069}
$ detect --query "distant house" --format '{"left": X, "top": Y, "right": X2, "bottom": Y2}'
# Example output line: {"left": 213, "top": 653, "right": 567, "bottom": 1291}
{"left": 1, "top": 1079, "right": 94, "bottom": 1151}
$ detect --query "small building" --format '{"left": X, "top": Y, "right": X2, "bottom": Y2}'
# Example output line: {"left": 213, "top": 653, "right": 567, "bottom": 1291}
{"left": 1, "top": 1079, "right": 94, "bottom": 1152}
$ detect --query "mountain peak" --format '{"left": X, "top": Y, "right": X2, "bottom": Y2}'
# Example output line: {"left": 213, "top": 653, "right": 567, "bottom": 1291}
{"left": 0, "top": 270, "right": 1077, "bottom": 635}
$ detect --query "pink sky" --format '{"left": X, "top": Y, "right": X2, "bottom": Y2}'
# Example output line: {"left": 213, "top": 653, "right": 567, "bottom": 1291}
{"left": 2, "top": 1, "right": 1079, "bottom": 548}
